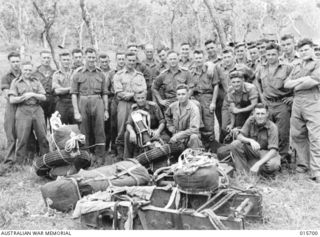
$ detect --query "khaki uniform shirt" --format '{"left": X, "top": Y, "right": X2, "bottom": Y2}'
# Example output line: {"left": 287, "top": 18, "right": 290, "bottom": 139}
{"left": 179, "top": 57, "right": 195, "bottom": 70}
{"left": 286, "top": 57, "right": 320, "bottom": 96}
{"left": 33, "top": 65, "right": 55, "bottom": 94}
{"left": 191, "top": 65, "right": 215, "bottom": 94}
{"left": 240, "top": 116, "right": 279, "bottom": 151}
{"left": 52, "top": 69, "right": 74, "bottom": 98}
{"left": 70, "top": 66, "right": 109, "bottom": 96}
{"left": 113, "top": 68, "right": 147, "bottom": 95}
{"left": 8, "top": 76, "right": 46, "bottom": 105}
{"left": 255, "top": 62, "right": 293, "bottom": 99}
{"left": 227, "top": 82, "right": 259, "bottom": 107}
{"left": 153, "top": 67, "right": 194, "bottom": 100}
{"left": 165, "top": 100, "right": 201, "bottom": 140}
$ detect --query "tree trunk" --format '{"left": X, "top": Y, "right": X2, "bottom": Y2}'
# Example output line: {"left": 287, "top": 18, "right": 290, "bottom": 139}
{"left": 79, "top": 0, "right": 99, "bottom": 50}
{"left": 33, "top": 0, "right": 59, "bottom": 69}
{"left": 203, "top": 0, "right": 227, "bottom": 49}
{"left": 170, "top": 10, "right": 175, "bottom": 50}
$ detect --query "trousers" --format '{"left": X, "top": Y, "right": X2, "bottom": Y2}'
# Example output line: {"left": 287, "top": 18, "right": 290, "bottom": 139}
{"left": 4, "top": 101, "right": 16, "bottom": 162}
{"left": 79, "top": 96, "right": 105, "bottom": 159}
{"left": 230, "top": 140, "right": 280, "bottom": 174}
{"left": 290, "top": 93, "right": 320, "bottom": 178}
{"left": 56, "top": 98, "right": 75, "bottom": 125}
{"left": 15, "top": 105, "right": 49, "bottom": 164}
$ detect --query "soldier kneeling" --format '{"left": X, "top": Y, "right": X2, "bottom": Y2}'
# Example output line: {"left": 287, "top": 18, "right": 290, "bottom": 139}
{"left": 124, "top": 90, "right": 169, "bottom": 158}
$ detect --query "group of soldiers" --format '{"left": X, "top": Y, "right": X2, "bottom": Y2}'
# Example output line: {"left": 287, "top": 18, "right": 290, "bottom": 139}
{"left": 1, "top": 35, "right": 320, "bottom": 183}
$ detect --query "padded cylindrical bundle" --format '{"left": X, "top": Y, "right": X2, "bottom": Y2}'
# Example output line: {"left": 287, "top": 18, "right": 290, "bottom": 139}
{"left": 34, "top": 150, "right": 91, "bottom": 178}
{"left": 135, "top": 142, "right": 186, "bottom": 166}
{"left": 73, "top": 159, "right": 150, "bottom": 196}
{"left": 40, "top": 159, "right": 150, "bottom": 212}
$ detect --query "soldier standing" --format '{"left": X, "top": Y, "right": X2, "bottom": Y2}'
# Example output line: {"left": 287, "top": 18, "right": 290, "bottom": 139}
{"left": 284, "top": 38, "right": 320, "bottom": 183}
{"left": 52, "top": 51, "right": 75, "bottom": 124}
{"left": 0, "top": 52, "right": 21, "bottom": 174}
{"left": 71, "top": 48, "right": 109, "bottom": 166}
{"left": 255, "top": 43, "right": 293, "bottom": 164}
{"left": 113, "top": 52, "right": 147, "bottom": 160}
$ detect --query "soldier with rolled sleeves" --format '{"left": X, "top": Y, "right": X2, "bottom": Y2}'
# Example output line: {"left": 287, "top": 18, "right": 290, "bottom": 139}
{"left": 71, "top": 47, "right": 109, "bottom": 166}
{"left": 152, "top": 51, "right": 194, "bottom": 110}
{"left": 191, "top": 49, "right": 216, "bottom": 149}
{"left": 8, "top": 61, "right": 49, "bottom": 167}
{"left": 212, "top": 48, "right": 254, "bottom": 141}
{"left": 280, "top": 34, "right": 300, "bottom": 66}
{"left": 106, "top": 52, "right": 126, "bottom": 155}
{"left": 225, "top": 71, "right": 258, "bottom": 135}
{"left": 124, "top": 90, "right": 168, "bottom": 158}
{"left": 0, "top": 52, "right": 21, "bottom": 174}
{"left": 255, "top": 43, "right": 293, "bottom": 165}
{"left": 284, "top": 38, "right": 320, "bottom": 183}
{"left": 52, "top": 51, "right": 75, "bottom": 124}
{"left": 165, "top": 84, "right": 203, "bottom": 149}
{"left": 113, "top": 52, "right": 147, "bottom": 160}
{"left": 227, "top": 103, "right": 281, "bottom": 176}
{"left": 33, "top": 50, "right": 56, "bottom": 125}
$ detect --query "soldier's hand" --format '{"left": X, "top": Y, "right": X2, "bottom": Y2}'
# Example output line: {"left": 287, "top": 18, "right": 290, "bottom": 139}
{"left": 159, "top": 99, "right": 169, "bottom": 107}
{"left": 250, "top": 163, "right": 260, "bottom": 175}
{"left": 249, "top": 139, "right": 260, "bottom": 151}
{"left": 232, "top": 107, "right": 242, "bottom": 114}
{"left": 104, "top": 111, "right": 109, "bottom": 121}
{"left": 209, "top": 103, "right": 216, "bottom": 113}
{"left": 22, "top": 92, "right": 35, "bottom": 100}
{"left": 129, "top": 132, "right": 137, "bottom": 144}
{"left": 282, "top": 97, "right": 293, "bottom": 106}
{"left": 152, "top": 130, "right": 161, "bottom": 140}
{"left": 74, "top": 112, "right": 82, "bottom": 122}
{"left": 170, "top": 135, "right": 178, "bottom": 143}
{"left": 226, "top": 124, "right": 233, "bottom": 132}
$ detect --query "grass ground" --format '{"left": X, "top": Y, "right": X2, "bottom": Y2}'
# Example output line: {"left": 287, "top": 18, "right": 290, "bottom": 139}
{"left": 0, "top": 51, "right": 319, "bottom": 230}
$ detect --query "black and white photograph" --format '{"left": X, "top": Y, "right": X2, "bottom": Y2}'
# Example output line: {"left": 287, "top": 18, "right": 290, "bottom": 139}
{"left": 0, "top": 0, "right": 320, "bottom": 233}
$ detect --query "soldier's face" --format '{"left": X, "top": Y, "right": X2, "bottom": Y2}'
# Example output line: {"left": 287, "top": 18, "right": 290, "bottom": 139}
{"left": 85, "top": 52, "right": 97, "bottom": 67}
{"left": 230, "top": 78, "right": 243, "bottom": 91}
{"left": 9, "top": 56, "right": 21, "bottom": 71}
{"left": 167, "top": 53, "right": 179, "bottom": 67}
{"left": 99, "top": 57, "right": 110, "bottom": 69}
{"left": 40, "top": 53, "right": 51, "bottom": 66}
{"left": 60, "top": 55, "right": 71, "bottom": 68}
{"left": 254, "top": 108, "right": 268, "bottom": 125}
{"left": 177, "top": 88, "right": 189, "bottom": 103}
{"left": 22, "top": 64, "right": 33, "bottom": 79}
{"left": 194, "top": 53, "right": 204, "bottom": 66}
{"left": 128, "top": 46, "right": 138, "bottom": 55}
{"left": 116, "top": 54, "right": 125, "bottom": 68}
{"left": 205, "top": 43, "right": 216, "bottom": 57}
{"left": 145, "top": 48, "right": 154, "bottom": 60}
{"left": 235, "top": 46, "right": 246, "bottom": 59}
{"left": 249, "top": 48, "right": 259, "bottom": 61}
{"left": 158, "top": 50, "right": 167, "bottom": 62}
{"left": 180, "top": 45, "right": 190, "bottom": 58}
{"left": 126, "top": 55, "right": 136, "bottom": 69}
{"left": 134, "top": 93, "right": 147, "bottom": 106}
{"left": 266, "top": 49, "right": 279, "bottom": 65}
{"left": 222, "top": 52, "right": 234, "bottom": 66}
{"left": 299, "top": 44, "right": 314, "bottom": 60}
{"left": 73, "top": 53, "right": 83, "bottom": 66}
{"left": 281, "top": 39, "right": 295, "bottom": 55}
{"left": 257, "top": 44, "right": 266, "bottom": 56}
